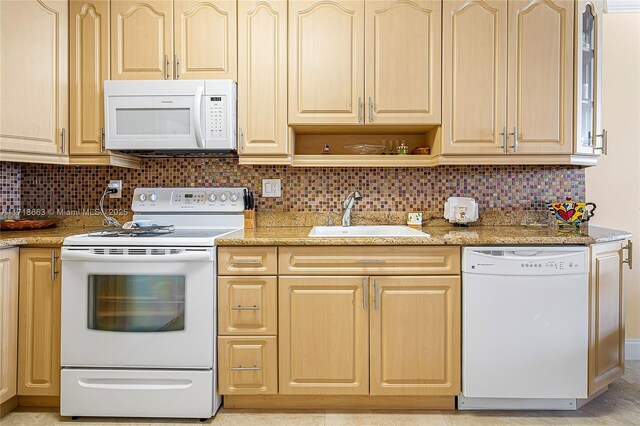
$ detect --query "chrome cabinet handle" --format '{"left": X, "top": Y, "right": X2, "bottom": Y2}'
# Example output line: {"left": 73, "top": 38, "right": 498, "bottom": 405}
{"left": 355, "top": 259, "right": 386, "bottom": 264}
{"left": 362, "top": 278, "right": 367, "bottom": 309}
{"left": 508, "top": 126, "right": 518, "bottom": 152}
{"left": 231, "top": 365, "right": 261, "bottom": 371}
{"left": 164, "top": 54, "right": 169, "bottom": 79}
{"left": 232, "top": 259, "right": 262, "bottom": 265}
{"left": 61, "top": 128, "right": 66, "bottom": 154}
{"left": 100, "top": 127, "right": 105, "bottom": 153}
{"left": 499, "top": 126, "right": 507, "bottom": 153}
{"left": 231, "top": 305, "right": 260, "bottom": 311}
{"left": 174, "top": 54, "right": 179, "bottom": 79}
{"left": 51, "top": 250, "right": 58, "bottom": 281}
{"left": 358, "top": 97, "right": 363, "bottom": 123}
{"left": 595, "top": 129, "right": 608, "bottom": 155}
{"left": 373, "top": 279, "right": 379, "bottom": 310}
{"left": 368, "top": 97, "right": 373, "bottom": 123}
{"left": 623, "top": 240, "right": 633, "bottom": 270}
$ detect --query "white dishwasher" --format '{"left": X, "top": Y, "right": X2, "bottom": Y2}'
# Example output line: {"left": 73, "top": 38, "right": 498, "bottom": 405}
{"left": 460, "top": 246, "right": 589, "bottom": 410}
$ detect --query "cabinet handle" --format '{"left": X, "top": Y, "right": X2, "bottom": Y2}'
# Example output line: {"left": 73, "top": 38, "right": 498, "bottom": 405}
{"left": 358, "top": 97, "right": 363, "bottom": 123}
{"left": 239, "top": 127, "right": 243, "bottom": 153}
{"left": 368, "top": 97, "right": 373, "bottom": 123}
{"left": 355, "top": 259, "right": 386, "bottom": 264}
{"left": 595, "top": 129, "right": 608, "bottom": 155}
{"left": 508, "top": 126, "right": 518, "bottom": 152}
{"left": 362, "top": 278, "right": 367, "bottom": 309}
{"left": 51, "top": 250, "right": 59, "bottom": 281}
{"left": 232, "top": 259, "right": 262, "bottom": 265}
{"left": 374, "top": 279, "right": 379, "bottom": 310}
{"left": 61, "top": 128, "right": 66, "bottom": 154}
{"left": 100, "top": 127, "right": 105, "bottom": 153}
{"left": 623, "top": 240, "right": 633, "bottom": 270}
{"left": 164, "top": 54, "right": 169, "bottom": 80}
{"left": 231, "top": 305, "right": 260, "bottom": 311}
{"left": 174, "top": 54, "right": 179, "bottom": 79}
{"left": 499, "top": 126, "right": 507, "bottom": 153}
{"left": 231, "top": 365, "right": 261, "bottom": 371}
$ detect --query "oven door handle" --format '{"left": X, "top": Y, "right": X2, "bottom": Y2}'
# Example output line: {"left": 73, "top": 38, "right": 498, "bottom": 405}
{"left": 61, "top": 250, "right": 213, "bottom": 262}
{"left": 78, "top": 378, "right": 192, "bottom": 390}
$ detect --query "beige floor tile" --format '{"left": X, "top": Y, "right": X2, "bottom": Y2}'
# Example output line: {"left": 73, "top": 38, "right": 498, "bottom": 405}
{"left": 325, "top": 410, "right": 447, "bottom": 426}
{"left": 211, "top": 409, "right": 325, "bottom": 425}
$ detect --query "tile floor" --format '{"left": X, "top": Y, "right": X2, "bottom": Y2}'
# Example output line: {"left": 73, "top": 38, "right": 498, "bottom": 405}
{"left": 3, "top": 361, "right": 639, "bottom": 426}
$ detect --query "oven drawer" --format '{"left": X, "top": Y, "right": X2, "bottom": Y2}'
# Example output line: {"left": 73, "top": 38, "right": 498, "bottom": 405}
{"left": 218, "top": 276, "right": 277, "bottom": 335}
{"left": 61, "top": 368, "right": 214, "bottom": 418}
{"left": 218, "top": 247, "right": 278, "bottom": 275}
{"left": 218, "top": 336, "right": 277, "bottom": 395}
{"left": 279, "top": 246, "right": 461, "bottom": 275}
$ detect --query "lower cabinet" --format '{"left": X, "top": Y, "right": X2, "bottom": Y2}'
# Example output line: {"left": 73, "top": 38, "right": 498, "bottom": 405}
{"left": 0, "top": 248, "right": 19, "bottom": 404}
{"left": 370, "top": 276, "right": 460, "bottom": 396}
{"left": 218, "top": 336, "right": 278, "bottom": 395}
{"left": 589, "top": 241, "right": 626, "bottom": 396}
{"left": 18, "top": 248, "right": 61, "bottom": 397}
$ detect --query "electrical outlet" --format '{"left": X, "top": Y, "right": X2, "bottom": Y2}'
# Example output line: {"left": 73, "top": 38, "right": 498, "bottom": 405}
{"left": 262, "top": 179, "right": 282, "bottom": 197}
{"left": 109, "top": 180, "right": 123, "bottom": 199}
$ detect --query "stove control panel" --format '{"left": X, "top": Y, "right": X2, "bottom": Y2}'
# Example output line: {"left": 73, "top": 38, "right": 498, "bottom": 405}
{"left": 132, "top": 187, "right": 246, "bottom": 213}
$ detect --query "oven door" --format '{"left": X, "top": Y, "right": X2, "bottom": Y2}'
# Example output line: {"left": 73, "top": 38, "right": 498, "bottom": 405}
{"left": 61, "top": 247, "right": 215, "bottom": 369}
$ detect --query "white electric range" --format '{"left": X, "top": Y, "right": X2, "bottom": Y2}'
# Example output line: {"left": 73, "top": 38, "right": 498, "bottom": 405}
{"left": 60, "top": 187, "right": 245, "bottom": 420}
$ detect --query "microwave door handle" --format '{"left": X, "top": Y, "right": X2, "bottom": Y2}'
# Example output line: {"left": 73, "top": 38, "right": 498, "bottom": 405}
{"left": 194, "top": 86, "right": 205, "bottom": 149}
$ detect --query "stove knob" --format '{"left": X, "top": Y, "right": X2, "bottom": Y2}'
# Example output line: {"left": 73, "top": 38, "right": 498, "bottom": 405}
{"left": 149, "top": 193, "right": 158, "bottom": 202}
{"left": 139, "top": 193, "right": 147, "bottom": 202}
{"left": 209, "top": 193, "right": 217, "bottom": 202}
{"left": 231, "top": 193, "right": 239, "bottom": 202}
{"left": 220, "top": 193, "right": 228, "bottom": 202}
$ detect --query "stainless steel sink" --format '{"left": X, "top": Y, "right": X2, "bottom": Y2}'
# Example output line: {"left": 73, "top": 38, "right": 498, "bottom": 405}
{"left": 308, "top": 225, "right": 430, "bottom": 238}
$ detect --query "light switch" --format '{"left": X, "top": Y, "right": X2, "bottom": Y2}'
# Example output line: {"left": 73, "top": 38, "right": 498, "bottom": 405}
{"left": 262, "top": 179, "right": 281, "bottom": 197}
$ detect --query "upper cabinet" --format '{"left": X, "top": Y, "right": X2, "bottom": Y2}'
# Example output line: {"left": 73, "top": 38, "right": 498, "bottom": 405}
{"left": 288, "top": 0, "right": 364, "bottom": 124}
{"left": 0, "top": 0, "right": 68, "bottom": 161}
{"left": 111, "top": 0, "right": 174, "bottom": 80}
{"left": 111, "top": 0, "right": 236, "bottom": 80}
{"left": 288, "top": 0, "right": 441, "bottom": 125}
{"left": 174, "top": 0, "right": 237, "bottom": 80}
{"left": 238, "top": 0, "right": 289, "bottom": 159}
{"left": 441, "top": 0, "right": 508, "bottom": 155}
{"left": 365, "top": 0, "right": 441, "bottom": 124}
{"left": 507, "top": 0, "right": 573, "bottom": 154}
{"left": 442, "top": 0, "right": 575, "bottom": 155}
{"left": 575, "top": 0, "right": 605, "bottom": 155}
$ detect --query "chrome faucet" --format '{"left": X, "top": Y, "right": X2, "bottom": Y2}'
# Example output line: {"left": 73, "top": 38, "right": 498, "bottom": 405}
{"left": 341, "top": 190, "right": 362, "bottom": 227}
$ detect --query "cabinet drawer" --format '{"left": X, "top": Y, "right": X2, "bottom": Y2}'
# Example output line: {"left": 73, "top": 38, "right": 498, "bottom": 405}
{"left": 218, "top": 336, "right": 277, "bottom": 395}
{"left": 218, "top": 277, "right": 277, "bottom": 335}
{"left": 279, "top": 246, "right": 460, "bottom": 275}
{"left": 218, "top": 247, "right": 278, "bottom": 275}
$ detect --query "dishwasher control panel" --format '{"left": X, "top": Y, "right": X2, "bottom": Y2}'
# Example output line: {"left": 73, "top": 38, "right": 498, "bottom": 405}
{"left": 462, "top": 247, "right": 589, "bottom": 275}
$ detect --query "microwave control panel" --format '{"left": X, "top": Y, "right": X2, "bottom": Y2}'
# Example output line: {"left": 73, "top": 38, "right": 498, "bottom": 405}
{"left": 205, "top": 96, "right": 227, "bottom": 140}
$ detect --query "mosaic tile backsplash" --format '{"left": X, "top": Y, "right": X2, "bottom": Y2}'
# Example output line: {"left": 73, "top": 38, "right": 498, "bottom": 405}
{"left": 1, "top": 159, "right": 585, "bottom": 216}
{"left": 0, "top": 162, "right": 21, "bottom": 216}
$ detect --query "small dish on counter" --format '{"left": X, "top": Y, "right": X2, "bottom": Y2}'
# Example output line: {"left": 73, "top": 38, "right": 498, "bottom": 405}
{"left": 0, "top": 218, "right": 58, "bottom": 230}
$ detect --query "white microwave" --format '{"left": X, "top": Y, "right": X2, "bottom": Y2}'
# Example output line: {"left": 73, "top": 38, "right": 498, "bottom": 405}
{"left": 104, "top": 80, "right": 236, "bottom": 152}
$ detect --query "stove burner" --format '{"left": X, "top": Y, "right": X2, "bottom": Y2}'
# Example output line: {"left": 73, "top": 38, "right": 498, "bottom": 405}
{"left": 88, "top": 225, "right": 175, "bottom": 237}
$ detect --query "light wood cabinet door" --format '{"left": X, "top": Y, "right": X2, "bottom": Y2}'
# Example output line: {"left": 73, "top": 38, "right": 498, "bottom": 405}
{"left": 575, "top": 0, "right": 604, "bottom": 155}
{"left": 218, "top": 336, "right": 278, "bottom": 395}
{"left": 365, "top": 0, "right": 441, "bottom": 125}
{"left": 288, "top": 0, "right": 365, "bottom": 124}
{"left": 111, "top": 0, "right": 173, "bottom": 80}
{"left": 18, "top": 248, "right": 61, "bottom": 397}
{"left": 70, "top": 0, "right": 108, "bottom": 155}
{"left": 0, "top": 248, "right": 19, "bottom": 404}
{"left": 218, "top": 276, "right": 278, "bottom": 335}
{"left": 507, "top": 0, "right": 573, "bottom": 154}
{"left": 441, "top": 0, "right": 508, "bottom": 154}
{"left": 0, "top": 0, "right": 68, "bottom": 156}
{"left": 174, "top": 0, "right": 237, "bottom": 80}
{"left": 238, "top": 0, "right": 289, "bottom": 156}
{"left": 589, "top": 241, "right": 625, "bottom": 396}
{"left": 370, "top": 276, "right": 460, "bottom": 396}
{"left": 279, "top": 276, "right": 369, "bottom": 394}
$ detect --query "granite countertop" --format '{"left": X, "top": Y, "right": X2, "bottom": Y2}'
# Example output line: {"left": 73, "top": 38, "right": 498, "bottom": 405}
{"left": 0, "top": 225, "right": 631, "bottom": 248}
{"left": 215, "top": 225, "right": 632, "bottom": 246}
